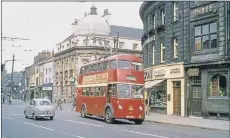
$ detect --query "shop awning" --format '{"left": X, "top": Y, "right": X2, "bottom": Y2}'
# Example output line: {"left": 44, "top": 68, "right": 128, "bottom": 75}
{"left": 144, "top": 79, "right": 165, "bottom": 89}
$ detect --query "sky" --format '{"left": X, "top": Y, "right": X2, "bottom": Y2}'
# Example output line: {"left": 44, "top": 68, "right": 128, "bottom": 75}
{"left": 1, "top": 2, "right": 143, "bottom": 73}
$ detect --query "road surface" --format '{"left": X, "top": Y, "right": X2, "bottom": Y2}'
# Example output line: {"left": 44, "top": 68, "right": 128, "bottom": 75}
{"left": 2, "top": 101, "right": 229, "bottom": 138}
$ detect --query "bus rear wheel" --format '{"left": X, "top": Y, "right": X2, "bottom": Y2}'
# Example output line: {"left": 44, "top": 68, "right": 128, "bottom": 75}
{"left": 105, "top": 108, "right": 115, "bottom": 124}
{"left": 134, "top": 119, "right": 144, "bottom": 125}
{"left": 81, "top": 106, "right": 87, "bottom": 118}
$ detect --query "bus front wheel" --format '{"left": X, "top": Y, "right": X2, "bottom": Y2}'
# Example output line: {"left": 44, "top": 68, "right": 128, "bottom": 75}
{"left": 81, "top": 106, "right": 87, "bottom": 118}
{"left": 134, "top": 119, "right": 144, "bottom": 125}
{"left": 105, "top": 108, "right": 115, "bottom": 124}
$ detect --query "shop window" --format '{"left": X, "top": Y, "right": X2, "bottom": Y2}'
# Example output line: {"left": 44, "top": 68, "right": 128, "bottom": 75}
{"left": 209, "top": 74, "right": 227, "bottom": 97}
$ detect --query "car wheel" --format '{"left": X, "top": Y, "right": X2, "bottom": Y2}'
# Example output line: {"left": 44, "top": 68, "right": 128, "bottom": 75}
{"left": 81, "top": 106, "right": 87, "bottom": 118}
{"left": 50, "top": 116, "right": 54, "bottom": 120}
{"left": 24, "top": 110, "right": 28, "bottom": 118}
{"left": 105, "top": 108, "right": 115, "bottom": 124}
{"left": 32, "top": 113, "right": 37, "bottom": 120}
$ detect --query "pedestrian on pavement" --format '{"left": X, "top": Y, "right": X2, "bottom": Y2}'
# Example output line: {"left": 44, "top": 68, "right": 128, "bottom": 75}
{"left": 56, "top": 94, "right": 63, "bottom": 110}
{"left": 9, "top": 94, "right": 13, "bottom": 105}
{"left": 145, "top": 95, "right": 150, "bottom": 115}
{"left": 71, "top": 93, "right": 77, "bottom": 110}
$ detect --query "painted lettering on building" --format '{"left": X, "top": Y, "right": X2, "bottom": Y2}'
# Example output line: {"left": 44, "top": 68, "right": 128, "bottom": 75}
{"left": 82, "top": 73, "right": 108, "bottom": 85}
{"left": 191, "top": 3, "right": 217, "bottom": 19}
{"left": 154, "top": 69, "right": 166, "bottom": 76}
{"left": 144, "top": 70, "right": 152, "bottom": 81}
{"left": 143, "top": 35, "right": 155, "bottom": 47}
{"left": 188, "top": 68, "right": 199, "bottom": 77}
{"left": 170, "top": 68, "right": 180, "bottom": 74}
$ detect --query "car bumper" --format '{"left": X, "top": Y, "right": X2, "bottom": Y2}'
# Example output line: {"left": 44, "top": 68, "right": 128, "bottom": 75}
{"left": 37, "top": 114, "right": 55, "bottom": 117}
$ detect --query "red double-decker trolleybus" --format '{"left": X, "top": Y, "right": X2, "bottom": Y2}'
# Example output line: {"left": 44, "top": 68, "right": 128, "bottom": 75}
{"left": 76, "top": 54, "right": 145, "bottom": 124}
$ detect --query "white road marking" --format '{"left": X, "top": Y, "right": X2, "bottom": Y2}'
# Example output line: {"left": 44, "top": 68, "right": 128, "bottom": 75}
{"left": 122, "top": 129, "right": 170, "bottom": 138}
{"left": 24, "top": 122, "right": 54, "bottom": 131}
{"left": 62, "top": 132, "right": 86, "bottom": 138}
{"left": 2, "top": 114, "right": 24, "bottom": 116}
{"left": 66, "top": 120, "right": 104, "bottom": 127}
{"left": 2, "top": 116, "right": 13, "bottom": 120}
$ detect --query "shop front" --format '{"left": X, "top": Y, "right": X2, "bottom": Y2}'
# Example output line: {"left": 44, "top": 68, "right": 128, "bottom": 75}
{"left": 185, "top": 65, "right": 230, "bottom": 119}
{"left": 41, "top": 83, "right": 53, "bottom": 102}
{"left": 144, "top": 62, "right": 185, "bottom": 116}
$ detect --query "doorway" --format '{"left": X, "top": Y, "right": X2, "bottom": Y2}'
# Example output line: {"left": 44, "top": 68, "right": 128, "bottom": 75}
{"left": 173, "top": 81, "right": 181, "bottom": 115}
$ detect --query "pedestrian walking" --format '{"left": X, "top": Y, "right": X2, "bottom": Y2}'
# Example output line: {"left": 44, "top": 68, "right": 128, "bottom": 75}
{"left": 71, "top": 93, "right": 77, "bottom": 110}
{"left": 9, "top": 95, "right": 12, "bottom": 105}
{"left": 56, "top": 94, "right": 63, "bottom": 110}
{"left": 145, "top": 95, "right": 150, "bottom": 115}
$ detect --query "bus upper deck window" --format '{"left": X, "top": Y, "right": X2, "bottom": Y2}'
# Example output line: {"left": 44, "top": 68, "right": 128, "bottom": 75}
{"left": 110, "top": 60, "right": 116, "bottom": 69}
{"left": 132, "top": 62, "right": 143, "bottom": 71}
{"left": 118, "top": 60, "right": 130, "bottom": 69}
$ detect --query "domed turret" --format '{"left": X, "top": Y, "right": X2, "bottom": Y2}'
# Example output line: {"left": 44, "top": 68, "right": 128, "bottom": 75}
{"left": 74, "top": 5, "right": 111, "bottom": 36}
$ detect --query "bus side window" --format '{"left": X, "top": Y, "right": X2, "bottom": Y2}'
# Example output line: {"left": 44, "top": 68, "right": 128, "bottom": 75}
{"left": 110, "top": 60, "right": 116, "bottom": 69}
{"left": 98, "top": 63, "right": 103, "bottom": 71}
{"left": 102, "top": 61, "right": 109, "bottom": 70}
{"left": 80, "top": 67, "right": 84, "bottom": 74}
{"left": 82, "top": 88, "right": 86, "bottom": 96}
{"left": 99, "top": 86, "right": 105, "bottom": 96}
{"left": 84, "top": 66, "right": 88, "bottom": 74}
{"left": 95, "top": 87, "right": 99, "bottom": 96}
{"left": 86, "top": 88, "right": 90, "bottom": 96}
{"left": 90, "top": 87, "right": 95, "bottom": 96}
{"left": 94, "top": 63, "right": 99, "bottom": 72}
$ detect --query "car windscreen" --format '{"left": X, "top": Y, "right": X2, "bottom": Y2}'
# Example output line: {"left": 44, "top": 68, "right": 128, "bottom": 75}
{"left": 40, "top": 101, "right": 51, "bottom": 105}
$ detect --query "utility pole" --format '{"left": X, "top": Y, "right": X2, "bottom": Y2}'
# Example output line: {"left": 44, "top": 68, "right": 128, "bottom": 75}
{"left": 10, "top": 54, "right": 15, "bottom": 95}
{"left": 116, "top": 32, "right": 119, "bottom": 54}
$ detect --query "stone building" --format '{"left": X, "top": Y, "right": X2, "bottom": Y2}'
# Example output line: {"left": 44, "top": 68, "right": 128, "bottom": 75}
{"left": 140, "top": 1, "right": 230, "bottom": 119}
{"left": 184, "top": 2, "right": 230, "bottom": 120}
{"left": 53, "top": 5, "right": 143, "bottom": 102}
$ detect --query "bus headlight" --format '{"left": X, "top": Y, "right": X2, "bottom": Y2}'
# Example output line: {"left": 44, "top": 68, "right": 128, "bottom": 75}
{"left": 139, "top": 106, "right": 143, "bottom": 111}
{"left": 118, "top": 104, "right": 123, "bottom": 110}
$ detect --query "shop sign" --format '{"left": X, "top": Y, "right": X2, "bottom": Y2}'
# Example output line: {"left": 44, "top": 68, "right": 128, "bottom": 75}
{"left": 42, "top": 87, "right": 52, "bottom": 91}
{"left": 143, "top": 35, "right": 155, "bottom": 47}
{"left": 144, "top": 69, "right": 166, "bottom": 80}
{"left": 154, "top": 69, "right": 166, "bottom": 76}
{"left": 170, "top": 68, "right": 180, "bottom": 74}
{"left": 188, "top": 68, "right": 199, "bottom": 76}
{"left": 144, "top": 70, "right": 153, "bottom": 81}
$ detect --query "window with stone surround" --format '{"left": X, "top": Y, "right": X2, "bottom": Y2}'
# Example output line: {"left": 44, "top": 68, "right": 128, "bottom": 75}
{"left": 152, "top": 45, "right": 155, "bottom": 65}
{"left": 173, "top": 38, "right": 178, "bottom": 58}
{"left": 209, "top": 74, "right": 227, "bottom": 97}
{"left": 161, "top": 42, "right": 165, "bottom": 63}
{"left": 194, "top": 22, "right": 217, "bottom": 51}
{"left": 173, "top": 1, "right": 178, "bottom": 21}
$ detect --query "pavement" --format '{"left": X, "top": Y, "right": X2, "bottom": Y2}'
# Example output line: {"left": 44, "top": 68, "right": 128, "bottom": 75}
{"left": 1, "top": 100, "right": 230, "bottom": 138}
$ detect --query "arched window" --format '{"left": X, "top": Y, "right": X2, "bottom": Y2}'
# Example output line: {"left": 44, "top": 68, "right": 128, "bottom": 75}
{"left": 209, "top": 74, "right": 227, "bottom": 97}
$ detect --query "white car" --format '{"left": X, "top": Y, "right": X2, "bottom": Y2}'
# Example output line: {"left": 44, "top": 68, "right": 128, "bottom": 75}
{"left": 24, "top": 98, "right": 55, "bottom": 120}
